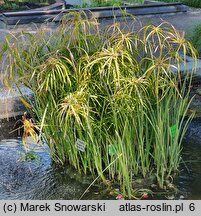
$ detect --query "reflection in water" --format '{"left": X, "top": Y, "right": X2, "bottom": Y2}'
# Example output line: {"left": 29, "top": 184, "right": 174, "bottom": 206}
{"left": 0, "top": 126, "right": 201, "bottom": 200}
{"left": 175, "top": 118, "right": 201, "bottom": 200}
{"left": 177, "top": 141, "right": 201, "bottom": 200}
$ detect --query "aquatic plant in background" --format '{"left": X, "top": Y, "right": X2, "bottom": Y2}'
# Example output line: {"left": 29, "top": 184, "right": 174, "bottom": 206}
{"left": 91, "top": 0, "right": 122, "bottom": 6}
{"left": 91, "top": 0, "right": 145, "bottom": 6}
{"left": 187, "top": 22, "right": 201, "bottom": 58}
{"left": 0, "top": 12, "right": 196, "bottom": 198}
{"left": 0, "top": 0, "right": 54, "bottom": 12}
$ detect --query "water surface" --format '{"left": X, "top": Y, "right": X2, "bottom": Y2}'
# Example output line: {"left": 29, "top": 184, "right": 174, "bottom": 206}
{"left": 0, "top": 119, "right": 201, "bottom": 200}
{"left": 0, "top": 137, "right": 97, "bottom": 200}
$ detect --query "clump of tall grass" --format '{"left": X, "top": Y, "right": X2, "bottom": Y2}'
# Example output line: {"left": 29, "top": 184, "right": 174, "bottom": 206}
{"left": 0, "top": 11, "right": 196, "bottom": 198}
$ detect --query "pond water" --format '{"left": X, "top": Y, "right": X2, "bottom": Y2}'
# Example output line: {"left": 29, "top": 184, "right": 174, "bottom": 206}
{"left": 0, "top": 119, "right": 201, "bottom": 200}
{"left": 0, "top": 137, "right": 112, "bottom": 200}
{"left": 177, "top": 118, "right": 201, "bottom": 200}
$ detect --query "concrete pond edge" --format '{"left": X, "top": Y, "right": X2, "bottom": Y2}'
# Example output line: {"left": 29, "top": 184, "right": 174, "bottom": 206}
{"left": 1, "top": 1, "right": 188, "bottom": 25}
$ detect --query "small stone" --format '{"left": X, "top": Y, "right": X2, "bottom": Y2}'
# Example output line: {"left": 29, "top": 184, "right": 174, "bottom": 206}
{"left": 151, "top": 184, "right": 157, "bottom": 189}
{"left": 135, "top": 178, "right": 142, "bottom": 184}
{"left": 196, "top": 88, "right": 201, "bottom": 95}
{"left": 166, "top": 195, "right": 175, "bottom": 200}
{"left": 167, "top": 183, "right": 175, "bottom": 189}
{"left": 179, "top": 195, "right": 185, "bottom": 199}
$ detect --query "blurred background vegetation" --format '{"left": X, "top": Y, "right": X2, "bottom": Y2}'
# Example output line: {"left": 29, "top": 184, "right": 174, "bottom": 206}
{"left": 1, "top": 1, "right": 201, "bottom": 12}
{"left": 156, "top": 0, "right": 201, "bottom": 8}
{"left": 0, "top": 0, "right": 55, "bottom": 12}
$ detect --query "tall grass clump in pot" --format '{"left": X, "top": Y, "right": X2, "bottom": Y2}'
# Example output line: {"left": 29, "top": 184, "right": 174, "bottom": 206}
{"left": 0, "top": 12, "right": 196, "bottom": 198}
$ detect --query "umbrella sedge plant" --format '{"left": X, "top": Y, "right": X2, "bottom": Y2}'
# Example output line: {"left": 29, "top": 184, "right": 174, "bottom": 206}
{"left": 0, "top": 11, "right": 196, "bottom": 198}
